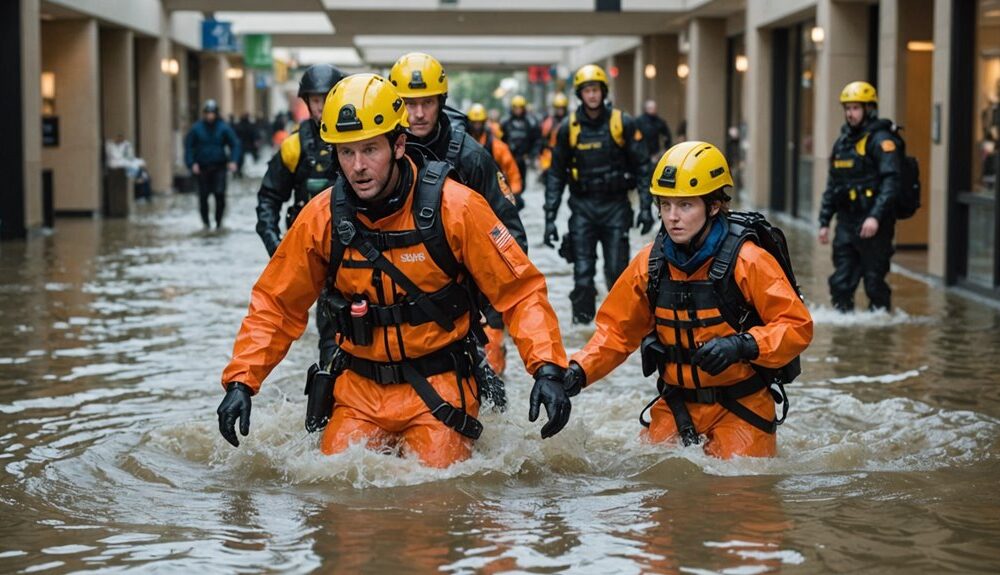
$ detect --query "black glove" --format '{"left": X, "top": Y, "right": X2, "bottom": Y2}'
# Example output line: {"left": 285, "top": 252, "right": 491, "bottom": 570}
{"left": 636, "top": 208, "right": 655, "bottom": 235}
{"left": 691, "top": 333, "right": 759, "bottom": 376}
{"left": 217, "top": 382, "right": 253, "bottom": 447}
{"left": 528, "top": 364, "right": 571, "bottom": 438}
{"left": 544, "top": 219, "right": 559, "bottom": 248}
{"left": 564, "top": 362, "right": 586, "bottom": 397}
{"left": 262, "top": 233, "right": 281, "bottom": 257}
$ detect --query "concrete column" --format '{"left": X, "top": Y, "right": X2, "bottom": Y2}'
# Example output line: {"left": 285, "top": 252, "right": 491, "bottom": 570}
{"left": 21, "top": 0, "right": 42, "bottom": 231}
{"left": 745, "top": 16, "right": 773, "bottom": 209}
{"left": 41, "top": 19, "right": 101, "bottom": 214}
{"left": 632, "top": 43, "right": 645, "bottom": 115}
{"left": 612, "top": 50, "right": 636, "bottom": 115}
{"left": 200, "top": 53, "right": 233, "bottom": 117}
{"left": 99, "top": 28, "right": 135, "bottom": 143}
{"left": 927, "top": 0, "right": 953, "bottom": 278}
{"left": 686, "top": 18, "right": 727, "bottom": 148}
{"left": 641, "top": 34, "right": 683, "bottom": 143}
{"left": 813, "top": 0, "right": 870, "bottom": 221}
{"left": 136, "top": 35, "right": 172, "bottom": 192}
{"left": 242, "top": 71, "right": 256, "bottom": 117}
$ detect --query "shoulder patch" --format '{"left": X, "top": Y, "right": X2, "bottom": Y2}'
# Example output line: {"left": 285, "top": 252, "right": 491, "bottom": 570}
{"left": 489, "top": 223, "right": 514, "bottom": 250}
{"left": 280, "top": 133, "right": 302, "bottom": 173}
{"left": 880, "top": 139, "right": 897, "bottom": 153}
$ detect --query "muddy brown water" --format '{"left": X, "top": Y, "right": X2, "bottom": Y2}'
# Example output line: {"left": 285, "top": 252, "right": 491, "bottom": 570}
{"left": 1, "top": 171, "right": 998, "bottom": 574}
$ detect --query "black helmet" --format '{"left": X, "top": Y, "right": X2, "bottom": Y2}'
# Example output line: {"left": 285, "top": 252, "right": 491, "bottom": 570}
{"left": 203, "top": 99, "right": 219, "bottom": 113}
{"left": 298, "top": 64, "right": 347, "bottom": 99}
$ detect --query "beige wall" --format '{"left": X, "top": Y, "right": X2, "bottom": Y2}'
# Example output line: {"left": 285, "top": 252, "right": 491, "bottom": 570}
{"left": 41, "top": 19, "right": 101, "bottom": 213}
{"left": 99, "top": 28, "right": 135, "bottom": 142}
{"left": 136, "top": 34, "right": 172, "bottom": 191}
{"left": 22, "top": 0, "right": 42, "bottom": 228}
{"left": 745, "top": 13, "right": 774, "bottom": 210}
{"left": 687, "top": 18, "right": 728, "bottom": 149}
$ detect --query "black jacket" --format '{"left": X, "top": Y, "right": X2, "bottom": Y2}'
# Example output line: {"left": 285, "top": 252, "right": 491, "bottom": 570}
{"left": 818, "top": 118, "right": 902, "bottom": 227}
{"left": 544, "top": 106, "right": 652, "bottom": 222}
{"left": 635, "top": 112, "right": 672, "bottom": 159}
{"left": 409, "top": 107, "right": 527, "bottom": 252}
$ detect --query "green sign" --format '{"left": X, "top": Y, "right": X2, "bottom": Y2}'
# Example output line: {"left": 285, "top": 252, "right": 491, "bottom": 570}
{"left": 243, "top": 34, "right": 272, "bottom": 69}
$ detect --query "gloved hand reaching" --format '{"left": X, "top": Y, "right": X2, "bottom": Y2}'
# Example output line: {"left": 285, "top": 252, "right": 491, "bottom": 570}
{"left": 691, "top": 333, "right": 759, "bottom": 376}
{"left": 217, "top": 382, "right": 253, "bottom": 447}
{"left": 563, "top": 362, "right": 586, "bottom": 397}
{"left": 528, "top": 364, "right": 571, "bottom": 438}
{"left": 544, "top": 220, "right": 559, "bottom": 248}
{"left": 636, "top": 207, "right": 656, "bottom": 235}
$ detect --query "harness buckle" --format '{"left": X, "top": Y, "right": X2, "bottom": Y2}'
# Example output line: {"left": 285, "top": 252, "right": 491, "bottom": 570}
{"left": 337, "top": 220, "right": 356, "bottom": 246}
{"left": 692, "top": 387, "right": 719, "bottom": 404}
{"left": 374, "top": 363, "right": 401, "bottom": 385}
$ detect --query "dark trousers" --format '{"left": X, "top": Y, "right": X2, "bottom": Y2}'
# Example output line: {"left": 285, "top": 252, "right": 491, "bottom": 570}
{"left": 829, "top": 216, "right": 895, "bottom": 311}
{"left": 567, "top": 195, "right": 632, "bottom": 322}
{"left": 197, "top": 164, "right": 228, "bottom": 227}
{"left": 513, "top": 156, "right": 528, "bottom": 211}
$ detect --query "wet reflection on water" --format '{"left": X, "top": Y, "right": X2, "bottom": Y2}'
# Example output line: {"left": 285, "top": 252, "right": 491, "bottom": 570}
{"left": 1, "top": 168, "right": 999, "bottom": 573}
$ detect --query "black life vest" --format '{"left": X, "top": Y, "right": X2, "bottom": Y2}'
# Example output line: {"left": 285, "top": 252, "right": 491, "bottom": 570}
{"left": 566, "top": 108, "right": 631, "bottom": 194}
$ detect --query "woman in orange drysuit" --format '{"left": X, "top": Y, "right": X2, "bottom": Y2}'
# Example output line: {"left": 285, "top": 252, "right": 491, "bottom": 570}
{"left": 467, "top": 103, "right": 522, "bottom": 375}
{"left": 216, "top": 74, "right": 573, "bottom": 468}
{"left": 564, "top": 141, "right": 813, "bottom": 458}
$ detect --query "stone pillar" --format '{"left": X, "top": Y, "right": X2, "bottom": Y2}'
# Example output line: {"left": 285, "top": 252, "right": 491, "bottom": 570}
{"left": 813, "top": 0, "right": 870, "bottom": 220}
{"left": 641, "top": 34, "right": 683, "bottom": 144}
{"left": 686, "top": 18, "right": 727, "bottom": 148}
{"left": 136, "top": 35, "right": 172, "bottom": 192}
{"left": 41, "top": 19, "right": 101, "bottom": 214}
{"left": 745, "top": 14, "right": 773, "bottom": 209}
{"left": 927, "top": 0, "right": 953, "bottom": 278}
{"left": 99, "top": 28, "right": 135, "bottom": 143}
{"left": 612, "top": 50, "right": 636, "bottom": 115}
{"left": 16, "top": 0, "right": 42, "bottom": 233}
{"left": 200, "top": 53, "right": 233, "bottom": 118}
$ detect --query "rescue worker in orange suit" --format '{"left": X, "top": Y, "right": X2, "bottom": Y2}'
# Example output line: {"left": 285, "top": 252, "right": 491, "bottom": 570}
{"left": 216, "top": 74, "right": 573, "bottom": 468}
{"left": 563, "top": 142, "right": 813, "bottom": 459}
{"left": 256, "top": 64, "right": 346, "bottom": 367}
{"left": 538, "top": 93, "right": 569, "bottom": 182}
{"left": 500, "top": 95, "right": 541, "bottom": 210}
{"left": 818, "top": 81, "right": 901, "bottom": 312}
{"left": 466, "top": 103, "right": 522, "bottom": 374}
{"left": 544, "top": 64, "right": 653, "bottom": 324}
{"left": 389, "top": 52, "right": 526, "bottom": 380}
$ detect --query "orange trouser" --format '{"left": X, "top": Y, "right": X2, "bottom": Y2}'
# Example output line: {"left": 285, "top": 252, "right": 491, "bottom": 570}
{"left": 483, "top": 326, "right": 507, "bottom": 375}
{"left": 642, "top": 387, "right": 776, "bottom": 458}
{"left": 321, "top": 369, "right": 480, "bottom": 468}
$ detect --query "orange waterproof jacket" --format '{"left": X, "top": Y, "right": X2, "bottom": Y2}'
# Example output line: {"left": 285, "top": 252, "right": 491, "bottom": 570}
{"left": 538, "top": 115, "right": 563, "bottom": 170}
{"left": 223, "top": 156, "right": 566, "bottom": 393}
{"left": 475, "top": 131, "right": 523, "bottom": 195}
{"left": 572, "top": 241, "right": 812, "bottom": 389}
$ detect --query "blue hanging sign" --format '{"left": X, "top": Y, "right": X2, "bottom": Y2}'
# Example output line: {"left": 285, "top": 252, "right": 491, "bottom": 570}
{"left": 202, "top": 20, "right": 237, "bottom": 53}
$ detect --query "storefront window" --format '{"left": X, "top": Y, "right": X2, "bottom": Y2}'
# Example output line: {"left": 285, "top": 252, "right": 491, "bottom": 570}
{"left": 796, "top": 22, "right": 819, "bottom": 219}
{"left": 965, "top": 1, "right": 1000, "bottom": 288}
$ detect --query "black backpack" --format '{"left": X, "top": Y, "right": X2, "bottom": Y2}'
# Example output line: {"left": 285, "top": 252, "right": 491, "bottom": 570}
{"left": 872, "top": 124, "right": 921, "bottom": 220}
{"left": 647, "top": 211, "right": 804, "bottom": 385}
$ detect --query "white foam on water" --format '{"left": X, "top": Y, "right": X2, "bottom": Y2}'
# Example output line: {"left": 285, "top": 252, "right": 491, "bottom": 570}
{"left": 808, "top": 304, "right": 934, "bottom": 326}
{"left": 827, "top": 367, "right": 927, "bottom": 385}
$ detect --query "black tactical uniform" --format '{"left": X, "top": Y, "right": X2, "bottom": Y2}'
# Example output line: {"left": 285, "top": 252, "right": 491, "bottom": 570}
{"left": 255, "top": 64, "right": 345, "bottom": 365}
{"left": 408, "top": 106, "right": 528, "bottom": 252}
{"left": 818, "top": 117, "right": 901, "bottom": 311}
{"left": 501, "top": 112, "right": 542, "bottom": 205}
{"left": 545, "top": 105, "right": 652, "bottom": 323}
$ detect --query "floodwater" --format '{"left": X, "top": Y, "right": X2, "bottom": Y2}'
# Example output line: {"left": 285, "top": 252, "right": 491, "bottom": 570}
{"left": 2, "top": 162, "right": 999, "bottom": 574}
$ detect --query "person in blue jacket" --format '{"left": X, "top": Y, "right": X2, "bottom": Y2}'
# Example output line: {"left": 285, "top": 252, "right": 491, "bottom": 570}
{"left": 184, "top": 99, "right": 241, "bottom": 229}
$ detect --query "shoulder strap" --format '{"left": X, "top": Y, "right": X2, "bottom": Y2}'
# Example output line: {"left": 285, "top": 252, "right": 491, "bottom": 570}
{"left": 569, "top": 116, "right": 581, "bottom": 149}
{"left": 413, "top": 161, "right": 462, "bottom": 280}
{"left": 297, "top": 120, "right": 318, "bottom": 167}
{"left": 708, "top": 216, "right": 759, "bottom": 333}
{"left": 445, "top": 121, "right": 466, "bottom": 167}
{"left": 326, "top": 179, "right": 354, "bottom": 292}
{"left": 646, "top": 231, "right": 667, "bottom": 312}
{"left": 610, "top": 109, "right": 625, "bottom": 148}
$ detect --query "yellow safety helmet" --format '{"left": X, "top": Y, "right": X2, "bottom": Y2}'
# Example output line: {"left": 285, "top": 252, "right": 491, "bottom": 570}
{"left": 650, "top": 141, "right": 733, "bottom": 198}
{"left": 467, "top": 103, "right": 488, "bottom": 122}
{"left": 552, "top": 93, "right": 569, "bottom": 108}
{"left": 839, "top": 81, "right": 878, "bottom": 104}
{"left": 388, "top": 52, "right": 448, "bottom": 99}
{"left": 573, "top": 64, "right": 609, "bottom": 94}
{"left": 320, "top": 74, "right": 408, "bottom": 145}
{"left": 511, "top": 95, "right": 527, "bottom": 109}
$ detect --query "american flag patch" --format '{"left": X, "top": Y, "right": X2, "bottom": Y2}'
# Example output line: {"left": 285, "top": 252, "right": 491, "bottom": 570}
{"left": 489, "top": 223, "right": 513, "bottom": 250}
